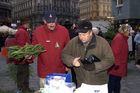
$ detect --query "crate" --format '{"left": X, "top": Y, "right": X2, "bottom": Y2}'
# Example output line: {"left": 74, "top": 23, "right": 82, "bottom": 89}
{"left": 46, "top": 73, "right": 72, "bottom": 83}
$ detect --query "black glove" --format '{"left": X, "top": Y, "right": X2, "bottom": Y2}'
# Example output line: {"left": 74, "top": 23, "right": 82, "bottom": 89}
{"left": 80, "top": 54, "right": 100, "bottom": 64}
{"left": 80, "top": 54, "right": 100, "bottom": 71}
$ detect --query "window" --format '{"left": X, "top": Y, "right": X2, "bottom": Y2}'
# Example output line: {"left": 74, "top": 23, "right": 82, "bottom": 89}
{"left": 117, "top": 7, "right": 122, "bottom": 15}
{"left": 116, "top": 0, "right": 123, "bottom": 7}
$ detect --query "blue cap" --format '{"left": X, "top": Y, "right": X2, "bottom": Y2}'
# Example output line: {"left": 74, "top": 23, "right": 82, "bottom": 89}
{"left": 43, "top": 11, "right": 57, "bottom": 23}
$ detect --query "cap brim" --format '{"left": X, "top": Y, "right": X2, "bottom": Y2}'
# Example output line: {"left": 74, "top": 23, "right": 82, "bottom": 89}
{"left": 46, "top": 18, "right": 56, "bottom": 23}
{"left": 76, "top": 29, "right": 88, "bottom": 33}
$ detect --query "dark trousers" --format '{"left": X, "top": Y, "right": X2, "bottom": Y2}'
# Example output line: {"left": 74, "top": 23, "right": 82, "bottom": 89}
{"left": 16, "top": 64, "right": 29, "bottom": 91}
{"left": 108, "top": 75, "right": 122, "bottom": 93}
{"left": 71, "top": 68, "right": 77, "bottom": 87}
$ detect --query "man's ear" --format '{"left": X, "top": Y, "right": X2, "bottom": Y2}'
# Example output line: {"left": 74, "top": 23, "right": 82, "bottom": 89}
{"left": 43, "top": 20, "right": 47, "bottom": 24}
{"left": 90, "top": 31, "right": 93, "bottom": 35}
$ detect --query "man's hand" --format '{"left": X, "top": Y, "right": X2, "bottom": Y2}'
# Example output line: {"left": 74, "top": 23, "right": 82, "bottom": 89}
{"left": 72, "top": 57, "right": 81, "bottom": 67}
{"left": 65, "top": 67, "right": 70, "bottom": 72}
{"left": 25, "top": 55, "right": 33, "bottom": 60}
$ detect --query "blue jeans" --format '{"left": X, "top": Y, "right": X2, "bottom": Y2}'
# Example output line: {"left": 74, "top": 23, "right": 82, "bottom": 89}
{"left": 108, "top": 75, "right": 122, "bottom": 93}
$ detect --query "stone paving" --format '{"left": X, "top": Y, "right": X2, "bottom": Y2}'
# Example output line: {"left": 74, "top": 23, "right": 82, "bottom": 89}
{"left": 0, "top": 55, "right": 140, "bottom": 93}
{"left": 0, "top": 55, "right": 39, "bottom": 91}
{"left": 121, "top": 61, "right": 140, "bottom": 93}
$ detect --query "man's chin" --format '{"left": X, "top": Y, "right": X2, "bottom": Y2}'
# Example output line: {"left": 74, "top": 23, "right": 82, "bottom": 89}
{"left": 82, "top": 41, "right": 88, "bottom": 44}
{"left": 49, "top": 28, "right": 55, "bottom": 31}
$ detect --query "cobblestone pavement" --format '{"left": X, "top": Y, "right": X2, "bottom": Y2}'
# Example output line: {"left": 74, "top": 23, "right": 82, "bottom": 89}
{"left": 121, "top": 61, "right": 140, "bottom": 93}
{"left": 0, "top": 54, "right": 140, "bottom": 93}
{"left": 0, "top": 55, "right": 39, "bottom": 91}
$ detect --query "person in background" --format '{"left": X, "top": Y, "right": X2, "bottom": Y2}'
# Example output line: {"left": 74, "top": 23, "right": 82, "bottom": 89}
{"left": 134, "top": 27, "right": 140, "bottom": 68}
{"left": 0, "top": 18, "right": 14, "bottom": 52}
{"left": 131, "top": 28, "right": 136, "bottom": 60}
{"left": 128, "top": 27, "right": 135, "bottom": 60}
{"left": 15, "top": 18, "right": 33, "bottom": 93}
{"left": 5, "top": 34, "right": 16, "bottom": 64}
{"left": 108, "top": 24, "right": 131, "bottom": 93}
{"left": 63, "top": 19, "right": 78, "bottom": 39}
{"left": 92, "top": 27, "right": 103, "bottom": 37}
{"left": 32, "top": 11, "right": 70, "bottom": 89}
{"left": 92, "top": 27, "right": 99, "bottom": 35}
{"left": 97, "top": 27, "right": 103, "bottom": 37}
{"left": 61, "top": 20, "right": 114, "bottom": 92}
{"left": 0, "top": 33, "right": 8, "bottom": 56}
{"left": 0, "top": 18, "right": 17, "bottom": 59}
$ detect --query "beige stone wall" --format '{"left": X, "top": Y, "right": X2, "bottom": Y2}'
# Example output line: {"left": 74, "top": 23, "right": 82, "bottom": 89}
{"left": 80, "top": 0, "right": 112, "bottom": 20}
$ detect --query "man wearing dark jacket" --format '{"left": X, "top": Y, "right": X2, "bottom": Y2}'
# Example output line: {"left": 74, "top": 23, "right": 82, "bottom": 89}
{"left": 62, "top": 20, "right": 114, "bottom": 93}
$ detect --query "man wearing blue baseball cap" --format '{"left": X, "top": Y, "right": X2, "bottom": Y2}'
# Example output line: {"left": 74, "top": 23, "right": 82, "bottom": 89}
{"left": 32, "top": 11, "right": 70, "bottom": 89}
{"left": 42, "top": 11, "right": 58, "bottom": 31}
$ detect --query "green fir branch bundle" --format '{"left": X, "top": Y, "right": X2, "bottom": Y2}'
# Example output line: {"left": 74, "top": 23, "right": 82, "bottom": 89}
{"left": 8, "top": 44, "right": 45, "bottom": 60}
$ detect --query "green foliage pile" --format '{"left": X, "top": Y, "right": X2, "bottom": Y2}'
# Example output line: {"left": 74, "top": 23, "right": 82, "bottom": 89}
{"left": 8, "top": 44, "right": 45, "bottom": 60}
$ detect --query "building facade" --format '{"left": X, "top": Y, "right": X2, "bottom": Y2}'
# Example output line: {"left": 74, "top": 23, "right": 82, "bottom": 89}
{"left": 12, "top": 0, "right": 80, "bottom": 28}
{"left": 80, "top": 0, "right": 112, "bottom": 20}
{"left": 0, "top": 0, "right": 12, "bottom": 23}
{"left": 112, "top": 0, "right": 140, "bottom": 28}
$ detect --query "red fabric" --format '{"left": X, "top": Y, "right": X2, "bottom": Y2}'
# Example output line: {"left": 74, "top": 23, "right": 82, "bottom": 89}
{"left": 14, "top": 26, "right": 33, "bottom": 64}
{"left": 32, "top": 24, "right": 70, "bottom": 78}
{"left": 15, "top": 26, "right": 31, "bottom": 46}
{"left": 1, "top": 47, "right": 8, "bottom": 58}
{"left": 5, "top": 37, "right": 16, "bottom": 64}
{"left": 5, "top": 37, "right": 16, "bottom": 47}
{"left": 108, "top": 33, "right": 128, "bottom": 77}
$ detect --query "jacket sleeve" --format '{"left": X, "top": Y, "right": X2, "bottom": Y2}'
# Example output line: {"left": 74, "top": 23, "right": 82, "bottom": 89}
{"left": 94, "top": 38, "right": 114, "bottom": 73}
{"left": 111, "top": 36, "right": 123, "bottom": 66}
{"left": 61, "top": 40, "right": 75, "bottom": 67}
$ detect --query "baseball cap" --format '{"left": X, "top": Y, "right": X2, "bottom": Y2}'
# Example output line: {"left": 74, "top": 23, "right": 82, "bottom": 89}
{"left": 43, "top": 11, "right": 57, "bottom": 23}
{"left": 76, "top": 20, "right": 92, "bottom": 33}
